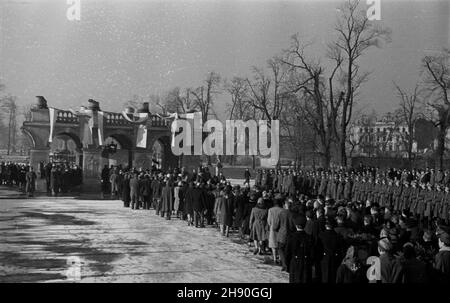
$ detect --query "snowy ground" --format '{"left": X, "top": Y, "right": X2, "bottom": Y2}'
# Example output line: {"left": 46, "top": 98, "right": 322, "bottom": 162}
{"left": 0, "top": 189, "right": 287, "bottom": 283}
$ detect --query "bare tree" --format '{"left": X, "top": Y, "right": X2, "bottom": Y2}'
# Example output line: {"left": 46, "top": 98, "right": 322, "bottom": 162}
{"left": 333, "top": 0, "right": 391, "bottom": 167}
{"left": 246, "top": 57, "right": 291, "bottom": 124}
{"left": 190, "top": 71, "right": 221, "bottom": 124}
{"left": 421, "top": 49, "right": 450, "bottom": 169}
{"left": 394, "top": 82, "right": 422, "bottom": 166}
{"left": 225, "top": 77, "right": 252, "bottom": 120}
{"left": 282, "top": 34, "right": 344, "bottom": 168}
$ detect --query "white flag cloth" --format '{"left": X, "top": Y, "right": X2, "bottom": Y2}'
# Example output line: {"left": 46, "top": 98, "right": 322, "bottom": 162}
{"left": 97, "top": 111, "right": 104, "bottom": 146}
{"left": 48, "top": 107, "right": 58, "bottom": 143}
{"left": 136, "top": 124, "right": 148, "bottom": 148}
{"left": 121, "top": 111, "right": 149, "bottom": 123}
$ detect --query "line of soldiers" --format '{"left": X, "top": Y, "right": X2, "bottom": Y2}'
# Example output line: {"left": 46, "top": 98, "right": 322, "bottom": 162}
{"left": 42, "top": 162, "right": 83, "bottom": 195}
{"left": 254, "top": 167, "right": 450, "bottom": 224}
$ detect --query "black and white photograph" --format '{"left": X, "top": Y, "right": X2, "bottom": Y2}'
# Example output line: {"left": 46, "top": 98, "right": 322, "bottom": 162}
{"left": 0, "top": 0, "right": 449, "bottom": 288}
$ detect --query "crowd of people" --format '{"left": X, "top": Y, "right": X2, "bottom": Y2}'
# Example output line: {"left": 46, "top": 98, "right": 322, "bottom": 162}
{"left": 100, "top": 163, "right": 450, "bottom": 284}
{"left": 41, "top": 162, "right": 83, "bottom": 196}
{"left": 0, "top": 161, "right": 82, "bottom": 197}
{"left": 0, "top": 162, "right": 38, "bottom": 197}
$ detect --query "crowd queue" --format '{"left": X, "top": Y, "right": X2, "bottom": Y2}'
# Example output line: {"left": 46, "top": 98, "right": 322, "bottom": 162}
{"left": 0, "top": 161, "right": 82, "bottom": 196}
{"left": 101, "top": 164, "right": 450, "bottom": 284}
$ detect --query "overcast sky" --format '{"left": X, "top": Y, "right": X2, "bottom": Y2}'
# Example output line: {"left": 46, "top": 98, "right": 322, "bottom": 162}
{"left": 0, "top": 0, "right": 448, "bottom": 119}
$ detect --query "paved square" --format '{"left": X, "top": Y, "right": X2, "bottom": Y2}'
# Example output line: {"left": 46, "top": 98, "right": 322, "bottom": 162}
{"left": 0, "top": 193, "right": 288, "bottom": 283}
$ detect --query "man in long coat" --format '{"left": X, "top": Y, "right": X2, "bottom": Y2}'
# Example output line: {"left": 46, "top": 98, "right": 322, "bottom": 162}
{"left": 129, "top": 173, "right": 140, "bottom": 210}
{"left": 25, "top": 167, "right": 37, "bottom": 197}
{"left": 160, "top": 180, "right": 173, "bottom": 219}
{"left": 319, "top": 219, "right": 344, "bottom": 283}
{"left": 267, "top": 194, "right": 284, "bottom": 264}
{"left": 192, "top": 182, "right": 207, "bottom": 228}
{"left": 217, "top": 185, "right": 235, "bottom": 236}
{"left": 285, "top": 215, "right": 314, "bottom": 283}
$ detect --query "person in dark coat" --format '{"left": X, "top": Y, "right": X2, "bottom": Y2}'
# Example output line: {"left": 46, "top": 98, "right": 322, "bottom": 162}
{"left": 217, "top": 185, "right": 235, "bottom": 237}
{"left": 378, "top": 238, "right": 405, "bottom": 283}
{"left": 25, "top": 167, "right": 37, "bottom": 197}
{"left": 249, "top": 197, "right": 268, "bottom": 255}
{"left": 233, "top": 186, "right": 246, "bottom": 238}
{"left": 152, "top": 177, "right": 162, "bottom": 215}
{"left": 274, "top": 199, "right": 294, "bottom": 271}
{"left": 192, "top": 182, "right": 207, "bottom": 228}
{"left": 285, "top": 215, "right": 314, "bottom": 283}
{"left": 336, "top": 246, "right": 366, "bottom": 283}
{"left": 140, "top": 174, "right": 152, "bottom": 210}
{"left": 434, "top": 232, "right": 450, "bottom": 284}
{"left": 399, "top": 243, "right": 429, "bottom": 283}
{"left": 244, "top": 169, "right": 251, "bottom": 185}
{"left": 160, "top": 180, "right": 173, "bottom": 220}
{"left": 184, "top": 182, "right": 195, "bottom": 226}
{"left": 100, "top": 165, "right": 110, "bottom": 199}
{"left": 50, "top": 165, "right": 60, "bottom": 196}
{"left": 129, "top": 173, "right": 140, "bottom": 210}
{"left": 121, "top": 173, "right": 131, "bottom": 207}
{"left": 319, "top": 219, "right": 344, "bottom": 283}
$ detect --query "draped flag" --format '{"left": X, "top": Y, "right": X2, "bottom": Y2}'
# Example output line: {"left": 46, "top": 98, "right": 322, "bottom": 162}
{"left": 122, "top": 111, "right": 149, "bottom": 123}
{"left": 136, "top": 124, "right": 148, "bottom": 148}
{"left": 97, "top": 111, "right": 104, "bottom": 146}
{"left": 48, "top": 107, "right": 58, "bottom": 143}
{"left": 120, "top": 111, "right": 149, "bottom": 148}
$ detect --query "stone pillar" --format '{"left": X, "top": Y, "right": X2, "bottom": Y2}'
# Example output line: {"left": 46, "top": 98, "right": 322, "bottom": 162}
{"left": 133, "top": 149, "right": 152, "bottom": 170}
{"left": 29, "top": 148, "right": 50, "bottom": 192}
{"left": 82, "top": 148, "right": 103, "bottom": 192}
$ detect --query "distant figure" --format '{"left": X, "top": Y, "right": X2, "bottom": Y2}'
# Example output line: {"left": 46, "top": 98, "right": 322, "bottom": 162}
{"left": 244, "top": 168, "right": 251, "bottom": 185}
{"left": 25, "top": 167, "right": 37, "bottom": 197}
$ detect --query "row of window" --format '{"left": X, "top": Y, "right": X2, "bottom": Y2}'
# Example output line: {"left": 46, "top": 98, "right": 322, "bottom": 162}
{"left": 358, "top": 127, "right": 407, "bottom": 133}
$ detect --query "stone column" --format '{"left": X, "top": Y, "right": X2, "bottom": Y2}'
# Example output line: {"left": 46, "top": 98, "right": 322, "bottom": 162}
{"left": 29, "top": 148, "right": 50, "bottom": 192}
{"left": 82, "top": 148, "right": 103, "bottom": 192}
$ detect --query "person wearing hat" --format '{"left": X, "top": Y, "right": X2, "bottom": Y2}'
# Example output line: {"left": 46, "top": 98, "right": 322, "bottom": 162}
{"left": 284, "top": 214, "right": 313, "bottom": 283}
{"left": 151, "top": 174, "right": 162, "bottom": 214}
{"left": 378, "top": 238, "right": 405, "bottom": 283}
{"left": 183, "top": 181, "right": 195, "bottom": 226}
{"left": 343, "top": 176, "right": 353, "bottom": 202}
{"left": 216, "top": 185, "right": 235, "bottom": 237}
{"left": 336, "top": 246, "right": 366, "bottom": 283}
{"left": 434, "top": 232, "right": 450, "bottom": 283}
{"left": 267, "top": 194, "right": 284, "bottom": 264}
{"left": 275, "top": 197, "right": 294, "bottom": 271}
{"left": 192, "top": 182, "right": 207, "bottom": 228}
{"left": 160, "top": 179, "right": 173, "bottom": 220}
{"left": 249, "top": 197, "right": 269, "bottom": 255}
{"left": 318, "top": 218, "right": 344, "bottom": 283}
{"left": 398, "top": 243, "right": 429, "bottom": 283}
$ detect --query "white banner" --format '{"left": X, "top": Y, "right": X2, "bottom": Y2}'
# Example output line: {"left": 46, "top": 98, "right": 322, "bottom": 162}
{"left": 136, "top": 124, "right": 148, "bottom": 148}
{"left": 97, "top": 111, "right": 104, "bottom": 146}
{"left": 48, "top": 107, "right": 58, "bottom": 143}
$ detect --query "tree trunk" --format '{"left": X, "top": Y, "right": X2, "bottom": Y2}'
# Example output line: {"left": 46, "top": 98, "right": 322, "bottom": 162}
{"left": 436, "top": 124, "right": 446, "bottom": 170}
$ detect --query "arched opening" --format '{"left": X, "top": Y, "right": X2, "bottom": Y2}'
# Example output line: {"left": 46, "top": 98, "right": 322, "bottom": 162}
{"left": 102, "top": 135, "right": 133, "bottom": 169}
{"left": 151, "top": 136, "right": 178, "bottom": 171}
{"left": 50, "top": 133, "right": 82, "bottom": 167}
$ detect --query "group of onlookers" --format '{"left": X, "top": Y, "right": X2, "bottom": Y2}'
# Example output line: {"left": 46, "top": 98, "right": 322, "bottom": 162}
{"left": 98, "top": 164, "right": 450, "bottom": 283}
